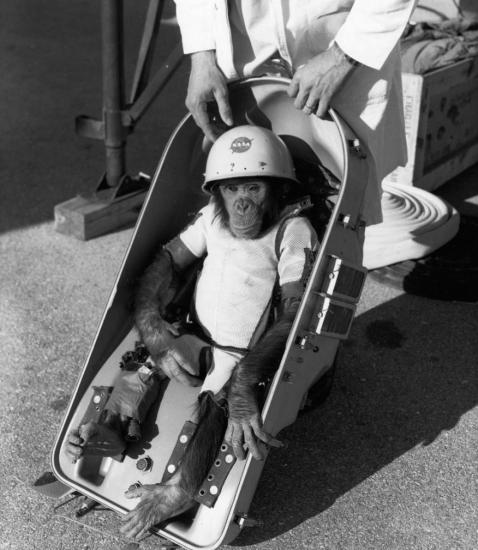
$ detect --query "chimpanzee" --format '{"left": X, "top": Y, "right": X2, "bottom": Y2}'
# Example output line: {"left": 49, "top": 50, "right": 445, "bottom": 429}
{"left": 65, "top": 125, "right": 318, "bottom": 540}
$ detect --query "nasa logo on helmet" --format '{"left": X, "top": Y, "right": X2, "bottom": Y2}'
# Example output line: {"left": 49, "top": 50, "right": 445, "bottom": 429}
{"left": 230, "top": 136, "right": 253, "bottom": 153}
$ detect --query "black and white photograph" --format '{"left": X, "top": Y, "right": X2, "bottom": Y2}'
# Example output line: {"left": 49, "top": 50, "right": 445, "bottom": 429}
{"left": 1, "top": 1, "right": 477, "bottom": 548}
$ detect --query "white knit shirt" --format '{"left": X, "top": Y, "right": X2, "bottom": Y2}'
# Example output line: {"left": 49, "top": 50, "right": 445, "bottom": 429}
{"left": 180, "top": 202, "right": 317, "bottom": 349}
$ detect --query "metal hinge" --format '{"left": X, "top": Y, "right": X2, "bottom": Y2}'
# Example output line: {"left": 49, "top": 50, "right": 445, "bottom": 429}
{"left": 235, "top": 513, "right": 264, "bottom": 528}
{"left": 348, "top": 138, "right": 367, "bottom": 159}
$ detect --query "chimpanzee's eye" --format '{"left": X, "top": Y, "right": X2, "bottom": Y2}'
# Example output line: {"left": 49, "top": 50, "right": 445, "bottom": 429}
{"left": 224, "top": 184, "right": 238, "bottom": 193}
{"left": 247, "top": 184, "right": 260, "bottom": 193}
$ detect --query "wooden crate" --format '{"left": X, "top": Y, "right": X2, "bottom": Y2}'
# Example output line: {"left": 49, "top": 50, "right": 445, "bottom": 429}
{"left": 384, "top": 57, "right": 478, "bottom": 191}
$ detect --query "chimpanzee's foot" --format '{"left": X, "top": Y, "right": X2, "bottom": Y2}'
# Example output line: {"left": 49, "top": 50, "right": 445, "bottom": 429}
{"left": 77, "top": 421, "right": 126, "bottom": 457}
{"left": 121, "top": 483, "right": 194, "bottom": 540}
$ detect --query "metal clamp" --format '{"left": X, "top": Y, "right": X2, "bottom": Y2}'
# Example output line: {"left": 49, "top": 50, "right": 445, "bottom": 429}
{"left": 320, "top": 255, "right": 367, "bottom": 303}
{"left": 81, "top": 386, "right": 113, "bottom": 424}
{"left": 348, "top": 138, "right": 367, "bottom": 159}
{"left": 337, "top": 212, "right": 366, "bottom": 231}
{"left": 235, "top": 513, "right": 264, "bottom": 528}
{"left": 312, "top": 293, "right": 356, "bottom": 339}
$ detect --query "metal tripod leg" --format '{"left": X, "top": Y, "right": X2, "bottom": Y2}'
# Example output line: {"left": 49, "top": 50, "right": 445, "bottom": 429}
{"left": 102, "top": 0, "right": 126, "bottom": 190}
{"left": 54, "top": 0, "right": 184, "bottom": 240}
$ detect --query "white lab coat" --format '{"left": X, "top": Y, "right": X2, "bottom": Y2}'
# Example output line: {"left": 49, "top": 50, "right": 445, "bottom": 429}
{"left": 174, "top": 0, "right": 418, "bottom": 224}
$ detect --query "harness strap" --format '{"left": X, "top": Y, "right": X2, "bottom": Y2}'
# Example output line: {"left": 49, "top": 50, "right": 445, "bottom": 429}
{"left": 182, "top": 315, "right": 250, "bottom": 355}
{"left": 269, "top": 195, "right": 315, "bottom": 315}
{"left": 161, "top": 420, "right": 198, "bottom": 483}
{"left": 274, "top": 195, "right": 314, "bottom": 260}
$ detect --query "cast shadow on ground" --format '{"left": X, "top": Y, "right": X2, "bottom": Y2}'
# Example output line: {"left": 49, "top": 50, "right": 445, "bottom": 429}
{"left": 233, "top": 291, "right": 477, "bottom": 545}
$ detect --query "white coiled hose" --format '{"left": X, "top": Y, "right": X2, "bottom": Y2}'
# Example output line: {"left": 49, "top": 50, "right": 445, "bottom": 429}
{"left": 363, "top": 182, "right": 460, "bottom": 270}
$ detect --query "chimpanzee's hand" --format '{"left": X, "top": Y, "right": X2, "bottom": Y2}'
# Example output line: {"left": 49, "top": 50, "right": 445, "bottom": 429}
{"left": 121, "top": 483, "right": 191, "bottom": 541}
{"left": 143, "top": 320, "right": 199, "bottom": 387}
{"left": 154, "top": 331, "right": 204, "bottom": 388}
{"left": 64, "top": 421, "right": 126, "bottom": 462}
{"left": 287, "top": 43, "right": 356, "bottom": 118}
{"left": 158, "top": 348, "right": 203, "bottom": 387}
{"left": 65, "top": 428, "right": 84, "bottom": 463}
{"left": 226, "top": 384, "right": 282, "bottom": 460}
{"left": 139, "top": 317, "right": 179, "bottom": 358}
{"left": 225, "top": 412, "right": 282, "bottom": 461}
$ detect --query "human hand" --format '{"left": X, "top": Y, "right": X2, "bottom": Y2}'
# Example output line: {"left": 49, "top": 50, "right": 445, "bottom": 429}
{"left": 225, "top": 412, "right": 282, "bottom": 461}
{"left": 185, "top": 50, "right": 233, "bottom": 143}
{"left": 288, "top": 43, "right": 357, "bottom": 118}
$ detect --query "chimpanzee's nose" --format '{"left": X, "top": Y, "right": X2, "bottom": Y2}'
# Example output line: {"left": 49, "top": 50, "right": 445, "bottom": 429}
{"left": 235, "top": 198, "right": 250, "bottom": 215}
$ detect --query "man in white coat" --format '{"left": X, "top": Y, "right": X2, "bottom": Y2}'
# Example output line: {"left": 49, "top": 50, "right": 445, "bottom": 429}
{"left": 175, "top": 0, "right": 417, "bottom": 226}
{"left": 115, "top": 3, "right": 418, "bottom": 540}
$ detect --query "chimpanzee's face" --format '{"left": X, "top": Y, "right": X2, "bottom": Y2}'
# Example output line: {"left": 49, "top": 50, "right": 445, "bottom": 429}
{"left": 218, "top": 178, "right": 270, "bottom": 239}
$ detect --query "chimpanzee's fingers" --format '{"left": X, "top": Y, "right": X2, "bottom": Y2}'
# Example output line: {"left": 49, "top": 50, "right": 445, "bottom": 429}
{"left": 65, "top": 429, "right": 84, "bottom": 462}
{"left": 254, "top": 429, "right": 283, "bottom": 449}
{"left": 133, "top": 526, "right": 151, "bottom": 542}
{"left": 67, "top": 429, "right": 82, "bottom": 446}
{"left": 66, "top": 444, "right": 83, "bottom": 457}
{"left": 226, "top": 421, "right": 246, "bottom": 460}
{"left": 120, "top": 512, "right": 143, "bottom": 539}
{"left": 172, "top": 368, "right": 202, "bottom": 387}
{"left": 161, "top": 354, "right": 201, "bottom": 387}
{"left": 124, "top": 485, "right": 146, "bottom": 499}
{"left": 250, "top": 417, "right": 283, "bottom": 449}
{"left": 164, "top": 321, "right": 180, "bottom": 336}
{"left": 169, "top": 348, "right": 200, "bottom": 378}
{"left": 126, "top": 517, "right": 150, "bottom": 542}
{"left": 242, "top": 424, "right": 263, "bottom": 461}
{"left": 78, "top": 421, "right": 99, "bottom": 442}
{"left": 65, "top": 444, "right": 83, "bottom": 463}
{"left": 224, "top": 422, "right": 233, "bottom": 446}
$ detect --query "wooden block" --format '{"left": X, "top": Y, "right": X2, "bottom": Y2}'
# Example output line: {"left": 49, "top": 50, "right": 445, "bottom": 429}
{"left": 54, "top": 190, "right": 146, "bottom": 240}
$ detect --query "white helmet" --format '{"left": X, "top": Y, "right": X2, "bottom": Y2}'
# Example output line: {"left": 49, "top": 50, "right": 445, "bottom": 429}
{"left": 203, "top": 125, "right": 298, "bottom": 192}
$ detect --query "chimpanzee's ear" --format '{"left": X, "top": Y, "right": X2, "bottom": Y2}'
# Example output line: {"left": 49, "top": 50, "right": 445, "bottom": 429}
{"left": 281, "top": 181, "right": 291, "bottom": 198}
{"left": 209, "top": 183, "right": 219, "bottom": 194}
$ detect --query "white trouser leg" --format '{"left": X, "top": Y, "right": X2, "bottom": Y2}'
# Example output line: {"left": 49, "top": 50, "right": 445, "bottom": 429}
{"left": 200, "top": 348, "right": 244, "bottom": 396}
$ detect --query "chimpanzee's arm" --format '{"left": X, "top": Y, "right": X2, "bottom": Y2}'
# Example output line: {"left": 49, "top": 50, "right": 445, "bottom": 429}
{"left": 134, "top": 236, "right": 197, "bottom": 322}
{"left": 134, "top": 250, "right": 173, "bottom": 336}
{"left": 226, "top": 283, "right": 303, "bottom": 459}
{"left": 134, "top": 236, "right": 200, "bottom": 386}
